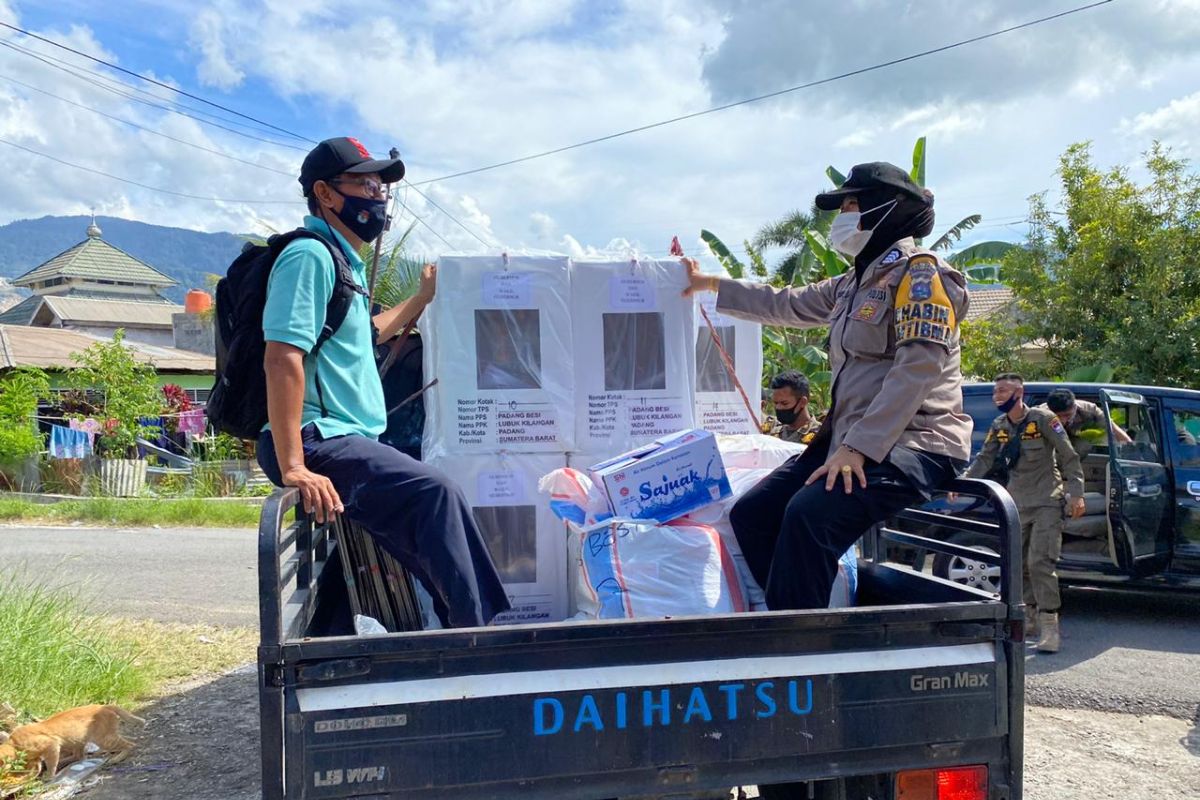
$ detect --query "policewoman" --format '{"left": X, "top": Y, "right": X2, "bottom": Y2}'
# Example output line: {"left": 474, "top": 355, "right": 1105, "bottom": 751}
{"left": 683, "top": 162, "right": 972, "bottom": 611}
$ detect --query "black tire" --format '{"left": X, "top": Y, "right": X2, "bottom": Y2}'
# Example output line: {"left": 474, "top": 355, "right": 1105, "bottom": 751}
{"left": 931, "top": 531, "right": 1003, "bottom": 594}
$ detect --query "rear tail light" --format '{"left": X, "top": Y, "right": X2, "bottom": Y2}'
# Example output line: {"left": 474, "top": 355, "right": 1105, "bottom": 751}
{"left": 896, "top": 765, "right": 988, "bottom": 800}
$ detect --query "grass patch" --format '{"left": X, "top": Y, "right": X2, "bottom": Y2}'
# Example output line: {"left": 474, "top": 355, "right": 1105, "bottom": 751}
{"left": 0, "top": 574, "right": 256, "bottom": 725}
{"left": 0, "top": 575, "right": 149, "bottom": 721}
{"left": 0, "top": 497, "right": 263, "bottom": 528}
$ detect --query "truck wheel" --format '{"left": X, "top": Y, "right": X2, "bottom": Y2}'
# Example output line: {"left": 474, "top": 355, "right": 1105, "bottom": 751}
{"left": 931, "top": 532, "right": 1002, "bottom": 594}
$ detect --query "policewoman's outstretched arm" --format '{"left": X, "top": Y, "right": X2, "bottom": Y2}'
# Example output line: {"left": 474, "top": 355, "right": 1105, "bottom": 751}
{"left": 681, "top": 257, "right": 839, "bottom": 329}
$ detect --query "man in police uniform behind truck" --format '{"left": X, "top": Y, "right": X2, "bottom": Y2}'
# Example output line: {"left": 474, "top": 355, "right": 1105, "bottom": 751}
{"left": 762, "top": 370, "right": 823, "bottom": 444}
{"left": 963, "top": 373, "right": 1086, "bottom": 653}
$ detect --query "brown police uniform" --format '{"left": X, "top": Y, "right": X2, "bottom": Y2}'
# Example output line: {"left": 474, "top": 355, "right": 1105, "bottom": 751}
{"left": 762, "top": 415, "right": 823, "bottom": 445}
{"left": 717, "top": 238, "right": 972, "bottom": 610}
{"left": 964, "top": 405, "right": 1084, "bottom": 613}
{"left": 1037, "top": 398, "right": 1108, "bottom": 455}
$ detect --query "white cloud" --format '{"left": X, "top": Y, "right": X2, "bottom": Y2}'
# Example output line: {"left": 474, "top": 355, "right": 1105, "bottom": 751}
{"left": 0, "top": 0, "right": 1197, "bottom": 271}
{"left": 189, "top": 10, "right": 245, "bottom": 90}
{"left": 1120, "top": 91, "right": 1200, "bottom": 147}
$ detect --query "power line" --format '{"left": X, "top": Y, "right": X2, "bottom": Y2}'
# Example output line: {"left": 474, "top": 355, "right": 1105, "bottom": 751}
{"left": 0, "top": 20, "right": 316, "bottom": 145}
{"left": 401, "top": 180, "right": 496, "bottom": 249}
{"left": 0, "top": 37, "right": 303, "bottom": 145}
{"left": 411, "top": 0, "right": 1114, "bottom": 186}
{"left": 0, "top": 71, "right": 296, "bottom": 177}
{"left": 0, "top": 40, "right": 309, "bottom": 151}
{"left": 391, "top": 193, "right": 455, "bottom": 250}
{"left": 0, "top": 136, "right": 303, "bottom": 205}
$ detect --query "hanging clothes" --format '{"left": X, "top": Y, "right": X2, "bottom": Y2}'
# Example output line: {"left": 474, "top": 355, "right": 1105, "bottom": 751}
{"left": 49, "top": 425, "right": 92, "bottom": 459}
{"left": 177, "top": 409, "right": 207, "bottom": 435}
{"left": 68, "top": 418, "right": 97, "bottom": 449}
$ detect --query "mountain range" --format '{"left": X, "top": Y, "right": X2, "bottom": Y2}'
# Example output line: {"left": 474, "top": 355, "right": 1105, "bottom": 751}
{"left": 0, "top": 215, "right": 247, "bottom": 303}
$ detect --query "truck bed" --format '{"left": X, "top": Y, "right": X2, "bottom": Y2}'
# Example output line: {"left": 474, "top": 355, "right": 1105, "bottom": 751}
{"left": 258, "top": 479, "right": 1023, "bottom": 800}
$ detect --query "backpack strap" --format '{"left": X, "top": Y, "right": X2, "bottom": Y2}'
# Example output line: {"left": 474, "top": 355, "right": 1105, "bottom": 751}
{"left": 269, "top": 228, "right": 368, "bottom": 420}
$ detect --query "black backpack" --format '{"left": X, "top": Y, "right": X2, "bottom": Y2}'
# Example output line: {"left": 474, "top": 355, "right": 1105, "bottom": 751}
{"left": 206, "top": 229, "right": 365, "bottom": 439}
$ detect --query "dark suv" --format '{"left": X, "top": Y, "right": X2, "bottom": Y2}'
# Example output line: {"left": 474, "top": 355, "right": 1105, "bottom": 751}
{"left": 921, "top": 382, "right": 1200, "bottom": 592}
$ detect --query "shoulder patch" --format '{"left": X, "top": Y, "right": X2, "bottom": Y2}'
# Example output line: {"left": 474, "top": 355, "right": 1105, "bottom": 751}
{"left": 893, "top": 254, "right": 957, "bottom": 348}
{"left": 880, "top": 248, "right": 903, "bottom": 265}
{"left": 1050, "top": 418, "right": 1067, "bottom": 436}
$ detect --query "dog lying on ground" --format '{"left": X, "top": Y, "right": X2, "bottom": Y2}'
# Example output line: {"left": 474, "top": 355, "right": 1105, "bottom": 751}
{"left": 0, "top": 704, "right": 144, "bottom": 779}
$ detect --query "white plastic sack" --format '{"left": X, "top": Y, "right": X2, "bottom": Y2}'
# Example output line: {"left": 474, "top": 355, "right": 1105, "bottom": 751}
{"left": 570, "top": 258, "right": 696, "bottom": 454}
{"left": 715, "top": 433, "right": 806, "bottom": 471}
{"left": 694, "top": 296, "right": 763, "bottom": 435}
{"left": 427, "top": 451, "right": 570, "bottom": 624}
{"left": 422, "top": 254, "right": 574, "bottom": 457}
{"left": 577, "top": 519, "right": 747, "bottom": 619}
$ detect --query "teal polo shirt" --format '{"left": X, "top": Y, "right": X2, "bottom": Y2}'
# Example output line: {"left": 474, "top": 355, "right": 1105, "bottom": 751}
{"left": 262, "top": 216, "right": 385, "bottom": 439}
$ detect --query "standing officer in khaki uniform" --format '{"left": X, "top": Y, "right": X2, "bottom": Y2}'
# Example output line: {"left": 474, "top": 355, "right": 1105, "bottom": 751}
{"left": 964, "top": 373, "right": 1086, "bottom": 653}
{"left": 683, "top": 161, "right": 972, "bottom": 613}
{"left": 762, "top": 370, "right": 823, "bottom": 444}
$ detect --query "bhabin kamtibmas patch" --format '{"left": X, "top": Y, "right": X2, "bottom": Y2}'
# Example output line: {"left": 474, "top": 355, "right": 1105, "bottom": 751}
{"left": 893, "top": 254, "right": 957, "bottom": 348}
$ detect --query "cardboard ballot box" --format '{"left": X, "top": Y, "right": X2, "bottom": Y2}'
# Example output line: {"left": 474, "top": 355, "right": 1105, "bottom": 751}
{"left": 589, "top": 429, "right": 732, "bottom": 523}
{"left": 694, "top": 295, "right": 763, "bottom": 436}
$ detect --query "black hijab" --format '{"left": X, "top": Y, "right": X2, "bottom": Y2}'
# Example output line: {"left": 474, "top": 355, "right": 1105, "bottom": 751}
{"left": 852, "top": 187, "right": 936, "bottom": 277}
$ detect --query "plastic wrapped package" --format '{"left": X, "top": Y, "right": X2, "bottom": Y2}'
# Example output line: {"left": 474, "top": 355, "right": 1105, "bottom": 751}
{"left": 570, "top": 258, "right": 696, "bottom": 454}
{"left": 427, "top": 451, "right": 570, "bottom": 624}
{"left": 715, "top": 432, "right": 807, "bottom": 471}
{"left": 576, "top": 520, "right": 747, "bottom": 619}
{"left": 694, "top": 295, "right": 764, "bottom": 435}
{"left": 422, "top": 255, "right": 574, "bottom": 457}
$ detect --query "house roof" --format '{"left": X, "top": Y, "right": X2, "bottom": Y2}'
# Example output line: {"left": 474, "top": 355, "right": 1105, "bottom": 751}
{"left": 0, "top": 324, "right": 213, "bottom": 373}
{"left": 34, "top": 296, "right": 183, "bottom": 329}
{"left": 0, "top": 295, "right": 41, "bottom": 326}
{"left": 965, "top": 286, "right": 1014, "bottom": 322}
{"left": 13, "top": 233, "right": 177, "bottom": 288}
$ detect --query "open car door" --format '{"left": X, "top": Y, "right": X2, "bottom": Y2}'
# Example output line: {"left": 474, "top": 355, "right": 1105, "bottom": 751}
{"left": 1101, "top": 389, "right": 1172, "bottom": 574}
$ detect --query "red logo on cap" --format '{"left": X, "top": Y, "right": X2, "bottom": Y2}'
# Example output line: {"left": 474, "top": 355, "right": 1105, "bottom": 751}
{"left": 346, "top": 137, "right": 371, "bottom": 158}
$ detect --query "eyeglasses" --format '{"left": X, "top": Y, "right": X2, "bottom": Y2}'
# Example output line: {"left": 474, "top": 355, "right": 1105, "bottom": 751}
{"left": 329, "top": 177, "right": 386, "bottom": 198}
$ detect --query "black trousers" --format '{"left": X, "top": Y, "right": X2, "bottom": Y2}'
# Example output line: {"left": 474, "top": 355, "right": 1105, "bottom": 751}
{"left": 258, "top": 426, "right": 510, "bottom": 628}
{"left": 730, "top": 441, "right": 957, "bottom": 611}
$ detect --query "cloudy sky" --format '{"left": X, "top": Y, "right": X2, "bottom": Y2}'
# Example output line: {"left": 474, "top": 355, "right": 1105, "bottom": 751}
{"left": 0, "top": 0, "right": 1198, "bottom": 267}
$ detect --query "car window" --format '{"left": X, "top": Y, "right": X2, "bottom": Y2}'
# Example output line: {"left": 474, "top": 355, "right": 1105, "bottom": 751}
{"left": 1109, "top": 401, "right": 1162, "bottom": 463}
{"left": 1169, "top": 409, "right": 1200, "bottom": 467}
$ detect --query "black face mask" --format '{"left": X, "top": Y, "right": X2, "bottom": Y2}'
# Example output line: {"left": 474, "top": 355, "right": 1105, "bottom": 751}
{"left": 996, "top": 392, "right": 1020, "bottom": 413}
{"left": 332, "top": 188, "right": 388, "bottom": 243}
{"left": 775, "top": 407, "right": 798, "bottom": 426}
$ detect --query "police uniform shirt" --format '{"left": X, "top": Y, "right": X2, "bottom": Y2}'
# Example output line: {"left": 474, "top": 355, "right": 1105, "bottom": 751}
{"left": 964, "top": 406, "right": 1085, "bottom": 509}
{"left": 762, "top": 415, "right": 822, "bottom": 445}
{"left": 714, "top": 237, "right": 972, "bottom": 495}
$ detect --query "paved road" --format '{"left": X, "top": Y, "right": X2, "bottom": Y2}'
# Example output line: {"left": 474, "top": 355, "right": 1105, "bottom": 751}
{"left": 0, "top": 524, "right": 258, "bottom": 627}
{"left": 3, "top": 524, "right": 1198, "bottom": 720}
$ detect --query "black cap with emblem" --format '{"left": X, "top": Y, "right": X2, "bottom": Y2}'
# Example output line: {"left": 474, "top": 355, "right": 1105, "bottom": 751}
{"left": 299, "top": 136, "right": 406, "bottom": 196}
{"left": 815, "top": 161, "right": 930, "bottom": 211}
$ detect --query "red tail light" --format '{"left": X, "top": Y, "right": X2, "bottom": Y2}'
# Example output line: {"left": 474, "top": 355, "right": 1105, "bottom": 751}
{"left": 896, "top": 765, "right": 988, "bottom": 800}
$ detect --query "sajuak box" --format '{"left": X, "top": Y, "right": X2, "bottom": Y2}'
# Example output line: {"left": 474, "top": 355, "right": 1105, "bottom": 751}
{"left": 588, "top": 429, "right": 732, "bottom": 523}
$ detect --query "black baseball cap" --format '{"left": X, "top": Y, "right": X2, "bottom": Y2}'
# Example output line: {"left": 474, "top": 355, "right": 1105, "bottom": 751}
{"left": 815, "top": 161, "right": 930, "bottom": 211}
{"left": 299, "top": 137, "right": 405, "bottom": 195}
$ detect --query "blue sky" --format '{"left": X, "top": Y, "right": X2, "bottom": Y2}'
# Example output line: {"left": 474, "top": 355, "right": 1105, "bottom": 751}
{"left": 1, "top": 0, "right": 1199, "bottom": 267}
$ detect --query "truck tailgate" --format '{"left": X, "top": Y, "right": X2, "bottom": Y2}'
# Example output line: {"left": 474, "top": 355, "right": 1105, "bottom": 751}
{"left": 274, "top": 607, "right": 1009, "bottom": 799}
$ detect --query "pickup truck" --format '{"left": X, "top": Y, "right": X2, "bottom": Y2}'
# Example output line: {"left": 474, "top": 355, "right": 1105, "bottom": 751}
{"left": 924, "top": 383, "right": 1200, "bottom": 593}
{"left": 257, "top": 476, "right": 1025, "bottom": 800}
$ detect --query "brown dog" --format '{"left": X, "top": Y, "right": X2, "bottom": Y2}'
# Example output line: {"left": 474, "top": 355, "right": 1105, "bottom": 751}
{"left": 0, "top": 704, "right": 144, "bottom": 779}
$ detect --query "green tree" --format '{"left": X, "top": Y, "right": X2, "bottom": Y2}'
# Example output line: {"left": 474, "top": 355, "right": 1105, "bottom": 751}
{"left": 70, "top": 330, "right": 162, "bottom": 458}
{"left": 999, "top": 142, "right": 1200, "bottom": 388}
{"left": 0, "top": 367, "right": 50, "bottom": 476}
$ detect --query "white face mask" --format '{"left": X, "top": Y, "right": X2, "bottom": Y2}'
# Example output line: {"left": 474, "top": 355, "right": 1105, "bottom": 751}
{"left": 829, "top": 200, "right": 897, "bottom": 257}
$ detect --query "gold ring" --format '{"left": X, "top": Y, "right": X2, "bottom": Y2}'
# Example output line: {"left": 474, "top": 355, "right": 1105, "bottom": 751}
{"left": 841, "top": 465, "right": 853, "bottom": 474}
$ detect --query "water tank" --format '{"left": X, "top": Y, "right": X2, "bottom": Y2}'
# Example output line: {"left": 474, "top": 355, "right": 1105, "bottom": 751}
{"left": 185, "top": 290, "right": 213, "bottom": 314}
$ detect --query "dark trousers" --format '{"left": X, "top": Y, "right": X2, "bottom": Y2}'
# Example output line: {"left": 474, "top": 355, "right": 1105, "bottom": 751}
{"left": 258, "top": 426, "right": 510, "bottom": 628}
{"left": 731, "top": 442, "right": 951, "bottom": 610}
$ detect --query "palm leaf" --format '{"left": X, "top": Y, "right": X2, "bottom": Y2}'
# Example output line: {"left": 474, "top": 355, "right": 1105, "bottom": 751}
{"left": 947, "top": 240, "right": 1017, "bottom": 268}
{"left": 700, "top": 229, "right": 745, "bottom": 279}
{"left": 826, "top": 166, "right": 846, "bottom": 187}
{"left": 752, "top": 210, "right": 814, "bottom": 251}
{"left": 930, "top": 214, "right": 983, "bottom": 251}
{"left": 805, "top": 230, "right": 850, "bottom": 277}
{"left": 911, "top": 136, "right": 927, "bottom": 187}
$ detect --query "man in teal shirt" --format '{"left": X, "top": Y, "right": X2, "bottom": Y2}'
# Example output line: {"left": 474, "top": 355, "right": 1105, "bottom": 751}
{"left": 256, "top": 137, "right": 508, "bottom": 628}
